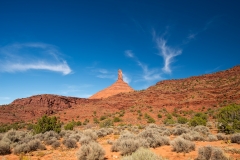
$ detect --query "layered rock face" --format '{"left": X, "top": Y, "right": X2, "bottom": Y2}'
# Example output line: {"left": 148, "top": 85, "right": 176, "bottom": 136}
{"left": 89, "top": 69, "right": 134, "bottom": 99}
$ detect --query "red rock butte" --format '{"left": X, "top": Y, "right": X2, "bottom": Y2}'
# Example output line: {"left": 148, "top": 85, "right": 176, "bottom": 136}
{"left": 89, "top": 69, "right": 134, "bottom": 99}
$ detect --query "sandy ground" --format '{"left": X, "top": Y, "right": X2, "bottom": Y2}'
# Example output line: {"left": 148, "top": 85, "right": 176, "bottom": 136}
{"left": 1, "top": 134, "right": 240, "bottom": 160}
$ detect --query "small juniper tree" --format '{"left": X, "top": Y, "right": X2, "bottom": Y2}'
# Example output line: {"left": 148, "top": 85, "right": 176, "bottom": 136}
{"left": 33, "top": 115, "right": 61, "bottom": 134}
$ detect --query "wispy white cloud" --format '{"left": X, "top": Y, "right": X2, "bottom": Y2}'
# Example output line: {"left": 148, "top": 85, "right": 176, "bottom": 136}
{"left": 155, "top": 38, "right": 182, "bottom": 73}
{"left": 205, "top": 66, "right": 221, "bottom": 73}
{"left": 0, "top": 43, "right": 72, "bottom": 75}
{"left": 125, "top": 50, "right": 162, "bottom": 81}
{"left": 187, "top": 19, "right": 214, "bottom": 41}
{"left": 123, "top": 73, "right": 131, "bottom": 84}
{"left": 125, "top": 50, "right": 134, "bottom": 58}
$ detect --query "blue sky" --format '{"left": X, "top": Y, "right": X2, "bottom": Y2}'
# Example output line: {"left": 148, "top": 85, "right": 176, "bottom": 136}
{"left": 0, "top": 0, "right": 240, "bottom": 104}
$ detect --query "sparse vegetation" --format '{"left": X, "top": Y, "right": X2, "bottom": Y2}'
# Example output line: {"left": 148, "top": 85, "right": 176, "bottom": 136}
{"left": 217, "top": 104, "right": 240, "bottom": 134}
{"left": 170, "top": 137, "right": 195, "bottom": 153}
{"left": 33, "top": 115, "right": 61, "bottom": 134}
{"left": 195, "top": 146, "right": 229, "bottom": 160}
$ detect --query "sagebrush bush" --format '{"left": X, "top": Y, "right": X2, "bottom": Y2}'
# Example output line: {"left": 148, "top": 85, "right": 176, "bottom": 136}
{"left": 207, "top": 135, "right": 218, "bottom": 142}
{"left": 111, "top": 132, "right": 138, "bottom": 154}
{"left": 216, "top": 133, "right": 228, "bottom": 140}
{"left": 172, "top": 127, "right": 189, "bottom": 136}
{"left": 195, "top": 146, "right": 229, "bottom": 160}
{"left": 170, "top": 137, "right": 195, "bottom": 153}
{"left": 193, "top": 125, "right": 210, "bottom": 135}
{"left": 0, "top": 141, "right": 11, "bottom": 155}
{"left": 118, "top": 139, "right": 140, "bottom": 155}
{"left": 63, "top": 138, "right": 77, "bottom": 149}
{"left": 121, "top": 147, "right": 166, "bottom": 160}
{"left": 97, "top": 128, "right": 113, "bottom": 137}
{"left": 231, "top": 133, "right": 240, "bottom": 144}
{"left": 43, "top": 131, "right": 60, "bottom": 141}
{"left": 13, "top": 139, "right": 45, "bottom": 154}
{"left": 83, "top": 129, "right": 98, "bottom": 140}
{"left": 138, "top": 129, "right": 170, "bottom": 148}
{"left": 77, "top": 141, "right": 105, "bottom": 160}
{"left": 51, "top": 141, "right": 60, "bottom": 149}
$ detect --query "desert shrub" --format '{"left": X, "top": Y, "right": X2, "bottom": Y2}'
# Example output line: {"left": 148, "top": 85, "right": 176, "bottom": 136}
{"left": 217, "top": 104, "right": 240, "bottom": 134}
{"left": 113, "top": 117, "right": 122, "bottom": 122}
{"left": 157, "top": 114, "right": 162, "bottom": 118}
{"left": 118, "top": 139, "right": 140, "bottom": 155}
{"left": 172, "top": 127, "right": 189, "bottom": 136}
{"left": 100, "top": 115, "right": 107, "bottom": 121}
{"left": 111, "top": 132, "right": 139, "bottom": 154}
{"left": 45, "top": 137, "right": 57, "bottom": 145}
{"left": 77, "top": 141, "right": 105, "bottom": 160}
{"left": 189, "top": 116, "right": 206, "bottom": 126}
{"left": 195, "top": 112, "right": 208, "bottom": 120}
{"left": 163, "top": 118, "right": 175, "bottom": 125}
{"left": 170, "top": 137, "right": 195, "bottom": 153}
{"left": 231, "top": 133, "right": 240, "bottom": 144}
{"left": 121, "top": 147, "right": 166, "bottom": 160}
{"left": 0, "top": 141, "right": 11, "bottom": 155}
{"left": 99, "top": 119, "right": 113, "bottom": 128}
{"left": 69, "top": 133, "right": 82, "bottom": 141}
{"left": 144, "top": 114, "right": 156, "bottom": 123}
{"left": 13, "top": 139, "right": 45, "bottom": 154}
{"left": 33, "top": 115, "right": 61, "bottom": 134}
{"left": 63, "top": 138, "right": 77, "bottom": 148}
{"left": 216, "top": 133, "right": 227, "bottom": 140}
{"left": 193, "top": 125, "right": 210, "bottom": 135}
{"left": 177, "top": 117, "right": 188, "bottom": 124}
{"left": 97, "top": 128, "right": 113, "bottom": 137}
{"left": 207, "top": 135, "right": 218, "bottom": 142}
{"left": 42, "top": 131, "right": 60, "bottom": 141}
{"left": 51, "top": 141, "right": 60, "bottom": 149}
{"left": 64, "top": 121, "right": 75, "bottom": 130}
{"left": 138, "top": 129, "right": 170, "bottom": 148}
{"left": 83, "top": 129, "right": 98, "bottom": 140}
{"left": 195, "top": 146, "right": 229, "bottom": 160}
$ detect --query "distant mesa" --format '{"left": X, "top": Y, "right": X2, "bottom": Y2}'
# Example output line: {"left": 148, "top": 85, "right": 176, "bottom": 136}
{"left": 89, "top": 69, "right": 134, "bottom": 99}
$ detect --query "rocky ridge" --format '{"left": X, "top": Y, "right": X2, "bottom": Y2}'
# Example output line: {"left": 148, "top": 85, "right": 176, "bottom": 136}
{"left": 0, "top": 65, "right": 239, "bottom": 124}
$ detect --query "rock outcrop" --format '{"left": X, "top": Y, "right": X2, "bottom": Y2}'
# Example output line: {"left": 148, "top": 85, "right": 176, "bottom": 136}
{"left": 89, "top": 69, "right": 134, "bottom": 99}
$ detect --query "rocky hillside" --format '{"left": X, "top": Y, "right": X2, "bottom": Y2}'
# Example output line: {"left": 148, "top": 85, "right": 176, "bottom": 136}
{"left": 0, "top": 65, "right": 239, "bottom": 124}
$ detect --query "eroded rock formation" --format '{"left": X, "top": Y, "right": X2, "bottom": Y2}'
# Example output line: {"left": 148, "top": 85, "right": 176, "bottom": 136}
{"left": 89, "top": 69, "right": 134, "bottom": 99}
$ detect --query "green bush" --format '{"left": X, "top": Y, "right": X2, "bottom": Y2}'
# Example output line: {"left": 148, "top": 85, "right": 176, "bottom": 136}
{"left": 64, "top": 121, "right": 75, "bottom": 130}
{"left": 163, "top": 118, "right": 175, "bottom": 125}
{"left": 189, "top": 116, "right": 206, "bottom": 127}
{"left": 217, "top": 104, "right": 240, "bottom": 134}
{"left": 157, "top": 114, "right": 162, "bottom": 118}
{"left": 99, "top": 119, "right": 113, "bottom": 128}
{"left": 144, "top": 113, "right": 155, "bottom": 123}
{"left": 33, "top": 115, "right": 61, "bottom": 134}
{"left": 100, "top": 115, "right": 107, "bottom": 121}
{"left": 177, "top": 117, "right": 188, "bottom": 124}
{"left": 113, "top": 117, "right": 121, "bottom": 122}
{"left": 195, "top": 112, "right": 208, "bottom": 121}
